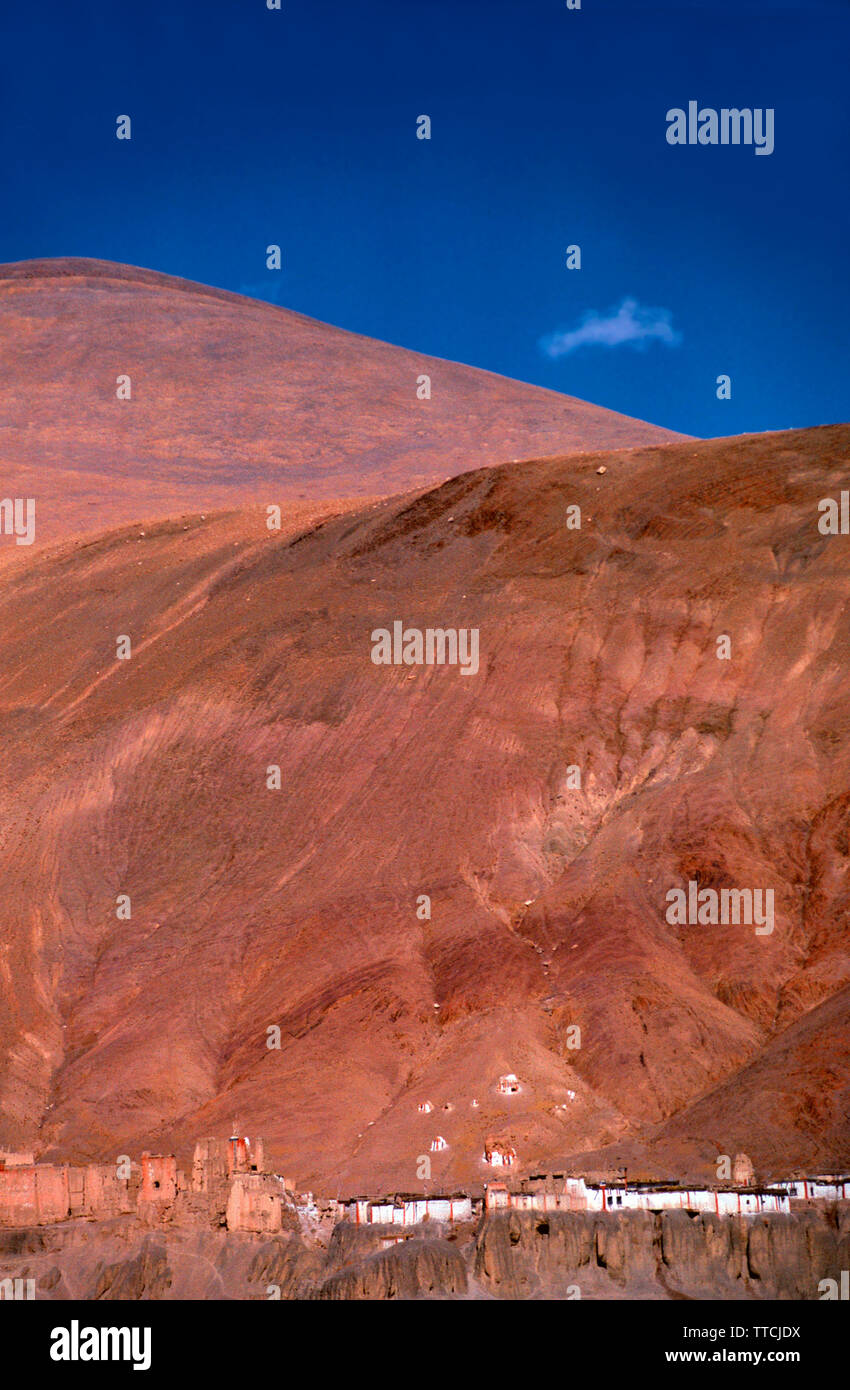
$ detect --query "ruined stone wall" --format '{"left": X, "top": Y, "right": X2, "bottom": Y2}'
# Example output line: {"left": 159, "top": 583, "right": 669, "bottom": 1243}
{"left": 0, "top": 1136, "right": 271, "bottom": 1229}
{"left": 225, "top": 1174, "right": 282, "bottom": 1234}
{"left": 0, "top": 1161, "right": 140, "bottom": 1226}
{"left": 82, "top": 1164, "right": 137, "bottom": 1219}
{"left": 0, "top": 1165, "right": 69, "bottom": 1225}
{"left": 0, "top": 1166, "right": 42, "bottom": 1225}
{"left": 140, "top": 1154, "right": 178, "bottom": 1206}
{"left": 192, "top": 1139, "right": 229, "bottom": 1193}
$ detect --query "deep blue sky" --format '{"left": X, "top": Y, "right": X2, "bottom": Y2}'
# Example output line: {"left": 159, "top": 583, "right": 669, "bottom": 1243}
{"left": 2, "top": 0, "right": 848, "bottom": 438}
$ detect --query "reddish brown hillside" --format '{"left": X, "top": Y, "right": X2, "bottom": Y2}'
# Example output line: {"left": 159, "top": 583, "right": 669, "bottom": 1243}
{"left": 0, "top": 258, "right": 685, "bottom": 547}
{"left": 0, "top": 424, "right": 848, "bottom": 1192}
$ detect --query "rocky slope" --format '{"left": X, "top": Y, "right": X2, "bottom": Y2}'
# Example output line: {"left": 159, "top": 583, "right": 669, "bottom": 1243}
{"left": 0, "top": 423, "right": 848, "bottom": 1189}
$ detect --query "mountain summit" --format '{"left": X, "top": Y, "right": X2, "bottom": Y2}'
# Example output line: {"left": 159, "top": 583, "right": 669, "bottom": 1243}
{"left": 0, "top": 257, "right": 686, "bottom": 545}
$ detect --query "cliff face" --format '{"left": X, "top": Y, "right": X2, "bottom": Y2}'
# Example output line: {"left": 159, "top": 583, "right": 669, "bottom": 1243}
{"left": 473, "top": 1209, "right": 850, "bottom": 1300}
{"left": 2, "top": 1210, "right": 848, "bottom": 1300}
{"left": 309, "top": 1228, "right": 469, "bottom": 1301}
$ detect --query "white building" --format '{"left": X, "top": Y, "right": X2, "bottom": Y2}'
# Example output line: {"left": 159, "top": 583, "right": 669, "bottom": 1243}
{"left": 593, "top": 1185, "right": 790, "bottom": 1216}
{"left": 774, "top": 1177, "right": 850, "bottom": 1202}
{"left": 349, "top": 1195, "right": 473, "bottom": 1227}
{"left": 483, "top": 1139, "right": 517, "bottom": 1167}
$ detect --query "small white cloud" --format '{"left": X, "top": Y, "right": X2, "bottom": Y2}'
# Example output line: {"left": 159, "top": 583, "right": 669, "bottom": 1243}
{"left": 540, "top": 297, "right": 681, "bottom": 357}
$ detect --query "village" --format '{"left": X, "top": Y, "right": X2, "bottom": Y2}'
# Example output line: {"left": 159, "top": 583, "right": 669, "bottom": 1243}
{"left": 344, "top": 1163, "right": 850, "bottom": 1235}
{"left": 1, "top": 1127, "right": 847, "bottom": 1245}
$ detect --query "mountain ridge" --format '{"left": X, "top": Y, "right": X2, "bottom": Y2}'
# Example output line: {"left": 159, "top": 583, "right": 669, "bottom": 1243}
{"left": 0, "top": 257, "right": 689, "bottom": 548}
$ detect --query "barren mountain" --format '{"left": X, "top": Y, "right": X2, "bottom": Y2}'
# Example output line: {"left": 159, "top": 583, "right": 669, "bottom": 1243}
{"left": 0, "top": 258, "right": 684, "bottom": 548}
{"left": 0, "top": 422, "right": 848, "bottom": 1192}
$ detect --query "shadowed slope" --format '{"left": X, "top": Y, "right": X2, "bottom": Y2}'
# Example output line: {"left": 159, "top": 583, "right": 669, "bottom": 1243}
{"left": 0, "top": 425, "right": 848, "bottom": 1191}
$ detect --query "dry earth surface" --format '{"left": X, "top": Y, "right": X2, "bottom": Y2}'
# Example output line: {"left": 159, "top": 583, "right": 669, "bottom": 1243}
{"left": 0, "top": 303, "right": 848, "bottom": 1196}
{"left": 0, "top": 257, "right": 684, "bottom": 549}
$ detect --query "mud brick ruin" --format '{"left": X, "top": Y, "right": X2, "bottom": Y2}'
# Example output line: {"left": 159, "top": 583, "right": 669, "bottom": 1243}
{"left": 0, "top": 1133, "right": 293, "bottom": 1234}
